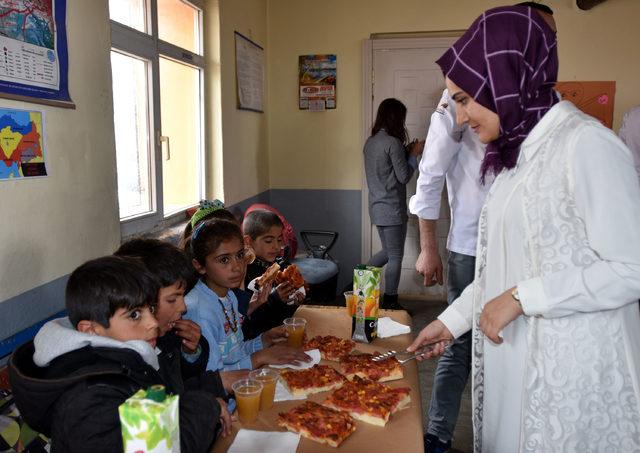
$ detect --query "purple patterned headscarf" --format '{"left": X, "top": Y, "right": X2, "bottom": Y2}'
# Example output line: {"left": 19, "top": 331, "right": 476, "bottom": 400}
{"left": 436, "top": 6, "right": 559, "bottom": 180}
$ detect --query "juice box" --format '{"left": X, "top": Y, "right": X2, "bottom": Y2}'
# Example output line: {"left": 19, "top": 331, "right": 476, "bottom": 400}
{"left": 351, "top": 265, "right": 381, "bottom": 343}
{"left": 119, "top": 386, "right": 180, "bottom": 453}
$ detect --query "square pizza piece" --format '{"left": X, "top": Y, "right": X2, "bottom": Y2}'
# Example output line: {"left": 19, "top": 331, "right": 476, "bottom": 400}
{"left": 339, "top": 352, "right": 403, "bottom": 382}
{"left": 279, "top": 364, "right": 345, "bottom": 397}
{"left": 278, "top": 401, "right": 356, "bottom": 447}
{"left": 323, "top": 376, "right": 411, "bottom": 426}
{"left": 304, "top": 335, "right": 356, "bottom": 361}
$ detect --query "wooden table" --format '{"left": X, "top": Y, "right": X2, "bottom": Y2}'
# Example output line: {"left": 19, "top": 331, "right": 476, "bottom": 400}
{"left": 212, "top": 305, "right": 425, "bottom": 452}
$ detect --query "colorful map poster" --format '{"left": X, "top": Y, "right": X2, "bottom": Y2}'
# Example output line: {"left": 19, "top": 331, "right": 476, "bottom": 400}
{"left": 0, "top": 107, "right": 47, "bottom": 180}
{"left": 0, "top": 0, "right": 73, "bottom": 107}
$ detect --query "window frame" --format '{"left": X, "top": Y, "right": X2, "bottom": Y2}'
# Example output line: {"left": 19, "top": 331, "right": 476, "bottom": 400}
{"left": 110, "top": 0, "right": 205, "bottom": 237}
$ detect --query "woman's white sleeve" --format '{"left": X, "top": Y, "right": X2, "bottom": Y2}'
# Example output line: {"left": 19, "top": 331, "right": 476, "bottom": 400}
{"left": 438, "top": 281, "right": 474, "bottom": 338}
{"left": 518, "top": 124, "right": 640, "bottom": 317}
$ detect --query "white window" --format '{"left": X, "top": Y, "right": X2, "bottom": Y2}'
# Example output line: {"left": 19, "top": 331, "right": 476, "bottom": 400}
{"left": 109, "top": 0, "right": 204, "bottom": 235}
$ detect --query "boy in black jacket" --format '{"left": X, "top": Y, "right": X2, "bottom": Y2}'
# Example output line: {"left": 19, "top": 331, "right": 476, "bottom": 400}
{"left": 9, "top": 256, "right": 230, "bottom": 453}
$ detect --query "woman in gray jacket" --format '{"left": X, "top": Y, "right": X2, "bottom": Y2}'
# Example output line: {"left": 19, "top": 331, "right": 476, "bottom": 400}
{"left": 364, "top": 98, "right": 423, "bottom": 309}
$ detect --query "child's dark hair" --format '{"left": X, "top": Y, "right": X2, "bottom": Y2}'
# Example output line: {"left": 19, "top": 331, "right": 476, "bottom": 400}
{"left": 114, "top": 238, "right": 196, "bottom": 291}
{"left": 66, "top": 256, "right": 160, "bottom": 328}
{"left": 242, "top": 209, "right": 284, "bottom": 239}
{"left": 371, "top": 98, "right": 408, "bottom": 145}
{"left": 191, "top": 219, "right": 244, "bottom": 266}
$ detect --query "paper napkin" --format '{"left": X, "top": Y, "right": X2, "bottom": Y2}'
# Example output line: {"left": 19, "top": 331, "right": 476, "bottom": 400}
{"left": 274, "top": 380, "right": 306, "bottom": 402}
{"left": 377, "top": 317, "right": 411, "bottom": 338}
{"left": 228, "top": 429, "right": 300, "bottom": 453}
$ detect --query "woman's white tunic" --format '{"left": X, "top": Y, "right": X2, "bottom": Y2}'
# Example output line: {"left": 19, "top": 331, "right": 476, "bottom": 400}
{"left": 439, "top": 101, "right": 640, "bottom": 452}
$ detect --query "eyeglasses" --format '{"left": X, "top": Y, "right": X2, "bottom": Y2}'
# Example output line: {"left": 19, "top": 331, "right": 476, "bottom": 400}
{"left": 212, "top": 249, "right": 246, "bottom": 266}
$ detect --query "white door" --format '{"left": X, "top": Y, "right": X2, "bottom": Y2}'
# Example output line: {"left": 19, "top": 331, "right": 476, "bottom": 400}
{"left": 363, "top": 37, "right": 457, "bottom": 299}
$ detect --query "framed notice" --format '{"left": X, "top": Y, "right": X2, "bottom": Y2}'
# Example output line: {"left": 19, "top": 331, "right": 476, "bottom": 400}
{"left": 299, "top": 54, "right": 336, "bottom": 110}
{"left": 0, "top": 0, "right": 74, "bottom": 108}
{"left": 555, "top": 81, "right": 615, "bottom": 128}
{"left": 234, "top": 31, "right": 264, "bottom": 113}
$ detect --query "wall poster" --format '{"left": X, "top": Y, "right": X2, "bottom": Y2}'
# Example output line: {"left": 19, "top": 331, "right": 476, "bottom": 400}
{"left": 0, "top": 107, "right": 47, "bottom": 180}
{"left": 299, "top": 54, "right": 336, "bottom": 111}
{"left": 234, "top": 31, "right": 264, "bottom": 113}
{"left": 0, "top": 0, "right": 74, "bottom": 108}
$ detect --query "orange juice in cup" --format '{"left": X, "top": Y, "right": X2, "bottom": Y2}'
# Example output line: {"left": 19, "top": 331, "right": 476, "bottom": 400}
{"left": 344, "top": 291, "right": 358, "bottom": 316}
{"left": 283, "top": 317, "right": 307, "bottom": 347}
{"left": 249, "top": 368, "right": 279, "bottom": 410}
{"left": 232, "top": 379, "right": 263, "bottom": 423}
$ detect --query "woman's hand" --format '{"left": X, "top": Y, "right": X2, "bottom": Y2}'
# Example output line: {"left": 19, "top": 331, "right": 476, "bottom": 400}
{"left": 479, "top": 287, "right": 523, "bottom": 344}
{"left": 406, "top": 319, "right": 453, "bottom": 360}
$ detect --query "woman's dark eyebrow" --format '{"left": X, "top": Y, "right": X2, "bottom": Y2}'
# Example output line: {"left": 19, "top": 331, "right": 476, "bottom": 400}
{"left": 451, "top": 91, "right": 466, "bottom": 101}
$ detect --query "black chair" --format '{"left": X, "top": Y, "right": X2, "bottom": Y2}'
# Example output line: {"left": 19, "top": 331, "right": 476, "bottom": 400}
{"left": 292, "top": 231, "right": 339, "bottom": 303}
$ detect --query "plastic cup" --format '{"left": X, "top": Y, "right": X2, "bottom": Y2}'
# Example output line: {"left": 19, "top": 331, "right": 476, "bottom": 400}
{"left": 231, "top": 379, "right": 263, "bottom": 423}
{"left": 249, "top": 368, "right": 279, "bottom": 410}
{"left": 344, "top": 291, "right": 357, "bottom": 316}
{"left": 283, "top": 317, "right": 307, "bottom": 347}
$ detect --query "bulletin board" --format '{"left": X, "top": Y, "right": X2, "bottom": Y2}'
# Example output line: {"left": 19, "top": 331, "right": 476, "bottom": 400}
{"left": 555, "top": 81, "right": 615, "bottom": 128}
{"left": 234, "top": 31, "right": 264, "bottom": 113}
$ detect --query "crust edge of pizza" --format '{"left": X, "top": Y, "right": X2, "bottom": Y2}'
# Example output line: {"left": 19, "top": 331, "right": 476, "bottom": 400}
{"left": 279, "top": 378, "right": 344, "bottom": 398}
{"left": 322, "top": 400, "right": 390, "bottom": 427}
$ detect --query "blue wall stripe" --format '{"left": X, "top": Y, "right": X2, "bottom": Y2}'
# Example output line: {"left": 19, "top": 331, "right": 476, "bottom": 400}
{"left": 0, "top": 310, "right": 66, "bottom": 359}
{"left": 0, "top": 274, "right": 68, "bottom": 341}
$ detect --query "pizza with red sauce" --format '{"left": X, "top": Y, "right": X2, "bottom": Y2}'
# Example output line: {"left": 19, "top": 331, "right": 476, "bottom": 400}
{"left": 322, "top": 376, "right": 411, "bottom": 426}
{"left": 304, "top": 335, "right": 356, "bottom": 361}
{"left": 339, "top": 352, "right": 403, "bottom": 382}
{"left": 279, "top": 364, "right": 345, "bottom": 397}
{"left": 278, "top": 401, "right": 356, "bottom": 447}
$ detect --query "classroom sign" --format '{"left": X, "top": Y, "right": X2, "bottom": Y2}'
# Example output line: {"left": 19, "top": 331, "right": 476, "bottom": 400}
{"left": 0, "top": 107, "right": 47, "bottom": 180}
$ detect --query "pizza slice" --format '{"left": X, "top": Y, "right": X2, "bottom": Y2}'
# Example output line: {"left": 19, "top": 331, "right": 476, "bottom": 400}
{"left": 276, "top": 264, "right": 306, "bottom": 288}
{"left": 304, "top": 335, "right": 356, "bottom": 361}
{"left": 322, "top": 376, "right": 411, "bottom": 426}
{"left": 278, "top": 401, "right": 356, "bottom": 447}
{"left": 339, "top": 352, "right": 403, "bottom": 382}
{"left": 279, "top": 364, "right": 345, "bottom": 397}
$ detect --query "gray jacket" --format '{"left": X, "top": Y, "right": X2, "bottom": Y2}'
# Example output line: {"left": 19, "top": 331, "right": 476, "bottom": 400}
{"left": 364, "top": 129, "right": 416, "bottom": 226}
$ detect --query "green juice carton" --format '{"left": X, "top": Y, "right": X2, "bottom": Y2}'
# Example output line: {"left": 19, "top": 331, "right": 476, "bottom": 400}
{"left": 351, "top": 265, "right": 381, "bottom": 343}
{"left": 119, "top": 385, "right": 180, "bottom": 453}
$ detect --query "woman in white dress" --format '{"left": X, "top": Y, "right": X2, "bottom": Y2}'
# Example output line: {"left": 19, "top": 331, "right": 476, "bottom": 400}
{"left": 408, "top": 5, "right": 640, "bottom": 452}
